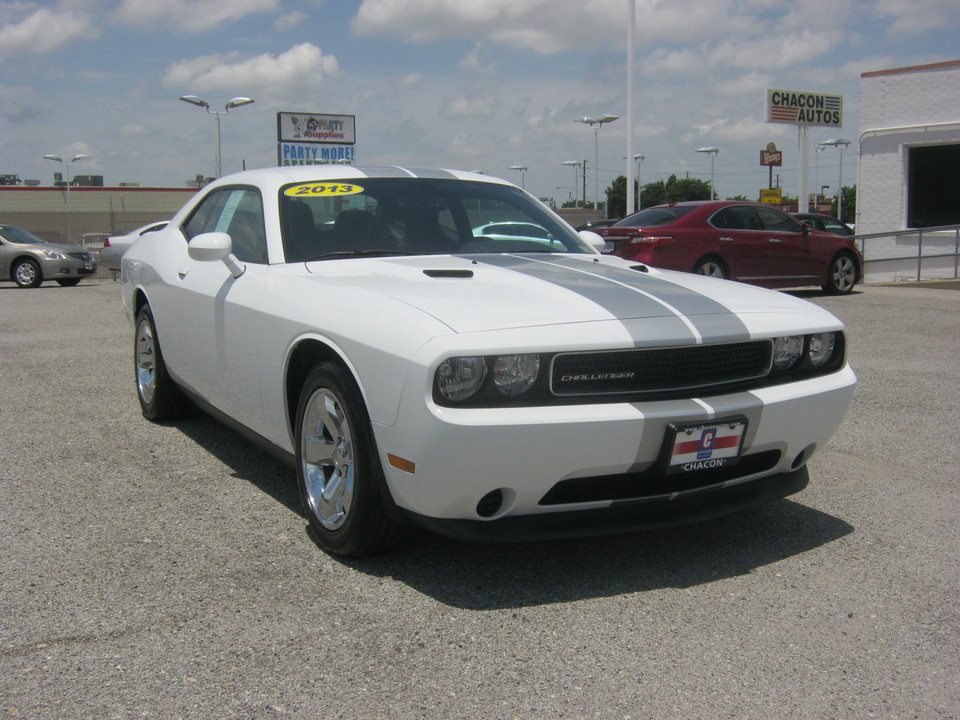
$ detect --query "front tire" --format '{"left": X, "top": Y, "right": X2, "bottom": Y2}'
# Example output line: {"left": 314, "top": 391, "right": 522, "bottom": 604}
{"left": 822, "top": 252, "right": 857, "bottom": 295}
{"left": 13, "top": 259, "right": 42, "bottom": 288}
{"left": 295, "top": 362, "right": 402, "bottom": 557}
{"left": 693, "top": 256, "right": 727, "bottom": 279}
{"left": 134, "top": 305, "right": 191, "bottom": 421}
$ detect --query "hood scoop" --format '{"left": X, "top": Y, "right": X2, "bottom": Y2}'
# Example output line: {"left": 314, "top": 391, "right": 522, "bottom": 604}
{"left": 423, "top": 269, "right": 474, "bottom": 279}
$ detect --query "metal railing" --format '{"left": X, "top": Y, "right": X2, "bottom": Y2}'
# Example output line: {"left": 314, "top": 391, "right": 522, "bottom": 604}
{"left": 855, "top": 224, "right": 960, "bottom": 284}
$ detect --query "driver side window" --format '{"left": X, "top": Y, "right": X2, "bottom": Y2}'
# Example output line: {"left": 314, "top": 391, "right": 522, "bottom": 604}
{"left": 183, "top": 188, "right": 267, "bottom": 263}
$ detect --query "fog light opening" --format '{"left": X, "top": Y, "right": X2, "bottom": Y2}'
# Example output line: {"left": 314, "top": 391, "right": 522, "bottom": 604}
{"left": 792, "top": 444, "right": 817, "bottom": 470}
{"left": 476, "top": 489, "right": 505, "bottom": 518}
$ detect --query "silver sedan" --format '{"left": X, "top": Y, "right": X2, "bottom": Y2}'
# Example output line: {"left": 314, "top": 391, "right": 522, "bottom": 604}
{"left": 0, "top": 224, "right": 97, "bottom": 288}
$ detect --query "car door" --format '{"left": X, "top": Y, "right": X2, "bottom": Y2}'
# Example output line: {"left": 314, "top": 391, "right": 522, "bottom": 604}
{"left": 0, "top": 237, "right": 9, "bottom": 279}
{"left": 750, "top": 205, "right": 820, "bottom": 283}
{"left": 707, "top": 205, "right": 768, "bottom": 279}
{"left": 166, "top": 186, "right": 270, "bottom": 428}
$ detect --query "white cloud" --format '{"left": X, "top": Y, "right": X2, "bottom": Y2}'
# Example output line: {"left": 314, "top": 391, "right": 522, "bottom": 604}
{"left": 0, "top": 6, "right": 97, "bottom": 58}
{"left": 874, "top": 0, "right": 960, "bottom": 34}
{"left": 163, "top": 44, "right": 340, "bottom": 97}
{"left": 116, "top": 0, "right": 281, "bottom": 32}
{"left": 352, "top": 0, "right": 758, "bottom": 54}
{"left": 274, "top": 11, "right": 308, "bottom": 32}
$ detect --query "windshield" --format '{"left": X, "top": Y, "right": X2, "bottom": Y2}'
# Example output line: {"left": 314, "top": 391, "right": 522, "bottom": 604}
{"left": 0, "top": 225, "right": 47, "bottom": 244}
{"left": 279, "top": 178, "right": 589, "bottom": 262}
{"left": 613, "top": 205, "right": 697, "bottom": 228}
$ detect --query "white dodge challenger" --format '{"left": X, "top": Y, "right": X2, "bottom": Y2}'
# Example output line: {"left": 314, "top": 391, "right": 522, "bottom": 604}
{"left": 121, "top": 166, "right": 856, "bottom": 557}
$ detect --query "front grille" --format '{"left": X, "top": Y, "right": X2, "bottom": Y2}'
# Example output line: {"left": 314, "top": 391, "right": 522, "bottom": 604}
{"left": 68, "top": 252, "right": 92, "bottom": 261}
{"left": 539, "top": 450, "right": 782, "bottom": 505}
{"left": 551, "top": 340, "right": 772, "bottom": 396}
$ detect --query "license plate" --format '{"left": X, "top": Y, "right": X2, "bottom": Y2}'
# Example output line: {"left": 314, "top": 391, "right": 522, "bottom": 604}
{"left": 84, "top": 262, "right": 94, "bottom": 270}
{"left": 666, "top": 418, "right": 746, "bottom": 474}
{"left": 603, "top": 241, "right": 615, "bottom": 253}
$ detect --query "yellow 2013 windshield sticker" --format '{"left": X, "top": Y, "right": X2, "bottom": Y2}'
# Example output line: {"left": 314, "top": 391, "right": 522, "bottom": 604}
{"left": 284, "top": 182, "right": 364, "bottom": 197}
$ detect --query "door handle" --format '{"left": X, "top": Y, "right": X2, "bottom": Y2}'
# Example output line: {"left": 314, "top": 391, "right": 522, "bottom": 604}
{"left": 768, "top": 238, "right": 781, "bottom": 243}
{"left": 719, "top": 236, "right": 734, "bottom": 242}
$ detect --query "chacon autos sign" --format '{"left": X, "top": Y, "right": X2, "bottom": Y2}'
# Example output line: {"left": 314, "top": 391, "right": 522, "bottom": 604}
{"left": 277, "top": 112, "right": 357, "bottom": 166}
{"left": 766, "top": 89, "right": 843, "bottom": 127}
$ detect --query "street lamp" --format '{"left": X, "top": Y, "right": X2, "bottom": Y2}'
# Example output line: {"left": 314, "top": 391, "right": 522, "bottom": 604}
{"left": 695, "top": 146, "right": 719, "bottom": 200}
{"left": 624, "top": 154, "right": 645, "bottom": 210}
{"left": 179, "top": 95, "right": 255, "bottom": 178}
{"left": 562, "top": 160, "right": 585, "bottom": 208}
{"left": 43, "top": 153, "right": 90, "bottom": 244}
{"left": 509, "top": 165, "right": 528, "bottom": 189}
{"left": 576, "top": 115, "right": 619, "bottom": 215}
{"left": 818, "top": 138, "right": 851, "bottom": 221}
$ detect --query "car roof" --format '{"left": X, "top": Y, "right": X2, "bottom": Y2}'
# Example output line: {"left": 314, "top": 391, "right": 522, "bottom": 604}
{"left": 203, "top": 166, "right": 514, "bottom": 194}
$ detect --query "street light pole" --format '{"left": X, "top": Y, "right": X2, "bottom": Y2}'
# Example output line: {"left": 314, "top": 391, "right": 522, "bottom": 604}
{"left": 562, "top": 160, "right": 584, "bottom": 208}
{"left": 576, "top": 115, "right": 619, "bottom": 215}
{"left": 633, "top": 154, "right": 644, "bottom": 210}
{"left": 509, "top": 165, "right": 528, "bottom": 189}
{"left": 695, "top": 146, "right": 720, "bottom": 200}
{"left": 179, "top": 95, "right": 255, "bottom": 178}
{"left": 818, "top": 138, "right": 851, "bottom": 221}
{"left": 42, "top": 153, "right": 90, "bottom": 244}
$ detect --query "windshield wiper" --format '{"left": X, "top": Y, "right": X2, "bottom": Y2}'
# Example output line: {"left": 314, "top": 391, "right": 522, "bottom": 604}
{"left": 306, "top": 249, "right": 419, "bottom": 261}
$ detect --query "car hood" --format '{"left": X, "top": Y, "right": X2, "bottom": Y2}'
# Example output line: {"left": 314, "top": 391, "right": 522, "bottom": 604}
{"left": 18, "top": 241, "right": 89, "bottom": 255}
{"left": 307, "top": 253, "right": 840, "bottom": 342}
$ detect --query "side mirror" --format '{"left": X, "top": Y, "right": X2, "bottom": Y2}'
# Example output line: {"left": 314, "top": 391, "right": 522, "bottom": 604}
{"left": 579, "top": 230, "right": 606, "bottom": 254}
{"left": 188, "top": 232, "right": 245, "bottom": 277}
{"left": 801, "top": 223, "right": 811, "bottom": 237}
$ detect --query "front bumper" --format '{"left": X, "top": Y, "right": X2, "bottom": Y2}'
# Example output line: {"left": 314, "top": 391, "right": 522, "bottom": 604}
{"left": 43, "top": 256, "right": 97, "bottom": 278}
{"left": 373, "top": 363, "right": 856, "bottom": 538}
{"left": 406, "top": 465, "right": 810, "bottom": 542}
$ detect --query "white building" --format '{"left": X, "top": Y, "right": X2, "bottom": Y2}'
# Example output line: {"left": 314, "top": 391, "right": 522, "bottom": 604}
{"left": 857, "top": 60, "right": 960, "bottom": 234}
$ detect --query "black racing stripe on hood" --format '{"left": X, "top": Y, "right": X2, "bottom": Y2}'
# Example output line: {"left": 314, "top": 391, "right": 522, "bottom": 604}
{"left": 467, "top": 254, "right": 699, "bottom": 341}
{"left": 539, "top": 255, "right": 752, "bottom": 343}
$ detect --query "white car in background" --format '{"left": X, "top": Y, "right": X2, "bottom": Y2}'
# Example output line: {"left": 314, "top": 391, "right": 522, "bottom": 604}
{"left": 101, "top": 221, "right": 167, "bottom": 271}
{"left": 121, "top": 166, "right": 856, "bottom": 557}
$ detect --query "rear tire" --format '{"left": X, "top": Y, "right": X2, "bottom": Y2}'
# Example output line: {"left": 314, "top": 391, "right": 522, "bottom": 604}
{"left": 295, "top": 362, "right": 402, "bottom": 557}
{"left": 822, "top": 252, "right": 857, "bottom": 295}
{"left": 693, "top": 256, "right": 727, "bottom": 279}
{"left": 13, "top": 258, "right": 42, "bottom": 288}
{"left": 134, "top": 305, "right": 191, "bottom": 421}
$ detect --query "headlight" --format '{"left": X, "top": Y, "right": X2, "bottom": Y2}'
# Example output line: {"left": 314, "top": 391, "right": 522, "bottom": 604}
{"left": 436, "top": 356, "right": 487, "bottom": 401}
{"left": 492, "top": 354, "right": 540, "bottom": 396}
{"left": 41, "top": 249, "right": 66, "bottom": 260}
{"left": 772, "top": 336, "right": 804, "bottom": 370}
{"left": 808, "top": 332, "right": 838, "bottom": 367}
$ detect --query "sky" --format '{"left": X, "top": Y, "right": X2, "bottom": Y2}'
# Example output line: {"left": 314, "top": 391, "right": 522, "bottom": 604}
{"left": 1, "top": 0, "right": 958, "bottom": 207}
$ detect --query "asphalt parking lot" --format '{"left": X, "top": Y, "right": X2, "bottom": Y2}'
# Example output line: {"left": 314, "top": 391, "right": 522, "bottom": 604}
{"left": 1, "top": 279, "right": 957, "bottom": 720}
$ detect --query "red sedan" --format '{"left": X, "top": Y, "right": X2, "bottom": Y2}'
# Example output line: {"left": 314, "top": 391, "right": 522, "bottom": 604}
{"left": 598, "top": 201, "right": 863, "bottom": 294}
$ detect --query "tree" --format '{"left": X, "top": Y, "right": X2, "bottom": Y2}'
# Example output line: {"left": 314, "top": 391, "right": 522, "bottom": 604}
{"left": 605, "top": 176, "right": 631, "bottom": 218}
{"left": 832, "top": 185, "right": 856, "bottom": 223}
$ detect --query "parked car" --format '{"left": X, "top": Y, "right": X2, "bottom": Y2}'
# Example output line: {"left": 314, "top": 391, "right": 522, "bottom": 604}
{"left": 598, "top": 201, "right": 863, "bottom": 294}
{"left": 101, "top": 221, "right": 167, "bottom": 271}
{"left": 122, "top": 167, "right": 856, "bottom": 557}
{"left": 792, "top": 212, "right": 855, "bottom": 237}
{"left": 575, "top": 219, "right": 616, "bottom": 231}
{"left": 0, "top": 223, "right": 96, "bottom": 287}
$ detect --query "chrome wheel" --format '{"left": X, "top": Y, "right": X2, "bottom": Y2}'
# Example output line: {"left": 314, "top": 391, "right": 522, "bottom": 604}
{"left": 831, "top": 255, "right": 857, "bottom": 293}
{"left": 694, "top": 257, "right": 726, "bottom": 279}
{"left": 300, "top": 387, "right": 355, "bottom": 531}
{"left": 14, "top": 259, "right": 41, "bottom": 288}
{"left": 135, "top": 316, "right": 157, "bottom": 405}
